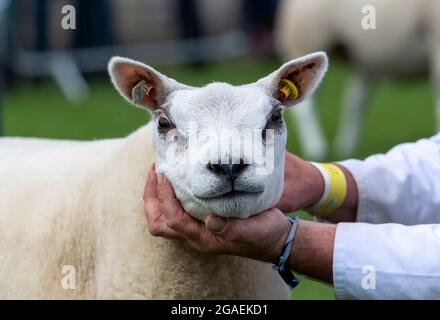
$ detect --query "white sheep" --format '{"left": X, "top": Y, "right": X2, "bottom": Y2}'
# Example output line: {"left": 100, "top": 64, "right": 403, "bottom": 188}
{"left": 0, "top": 52, "right": 328, "bottom": 299}
{"left": 275, "top": 0, "right": 440, "bottom": 158}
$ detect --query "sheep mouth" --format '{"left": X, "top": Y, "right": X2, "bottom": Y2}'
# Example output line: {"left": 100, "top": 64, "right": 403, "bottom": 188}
{"left": 192, "top": 180, "right": 265, "bottom": 200}
{"left": 196, "top": 189, "right": 263, "bottom": 200}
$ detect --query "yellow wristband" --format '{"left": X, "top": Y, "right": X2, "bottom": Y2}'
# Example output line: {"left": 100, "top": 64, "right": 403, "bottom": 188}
{"left": 310, "top": 162, "right": 347, "bottom": 217}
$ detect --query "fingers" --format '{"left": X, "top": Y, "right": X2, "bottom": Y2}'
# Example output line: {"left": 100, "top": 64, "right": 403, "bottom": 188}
{"left": 205, "top": 208, "right": 285, "bottom": 242}
{"left": 158, "top": 175, "right": 205, "bottom": 240}
{"left": 157, "top": 174, "right": 182, "bottom": 218}
{"left": 144, "top": 166, "right": 292, "bottom": 259}
{"left": 205, "top": 214, "right": 227, "bottom": 233}
{"left": 144, "top": 167, "right": 161, "bottom": 223}
{"left": 143, "top": 165, "right": 184, "bottom": 240}
{"left": 144, "top": 169, "right": 228, "bottom": 249}
{"left": 205, "top": 213, "right": 242, "bottom": 241}
{"left": 143, "top": 163, "right": 158, "bottom": 200}
{"left": 148, "top": 219, "right": 186, "bottom": 241}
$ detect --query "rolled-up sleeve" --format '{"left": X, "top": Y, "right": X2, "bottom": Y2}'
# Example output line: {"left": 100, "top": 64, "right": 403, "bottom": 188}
{"left": 333, "top": 133, "right": 440, "bottom": 299}
{"left": 333, "top": 223, "right": 440, "bottom": 299}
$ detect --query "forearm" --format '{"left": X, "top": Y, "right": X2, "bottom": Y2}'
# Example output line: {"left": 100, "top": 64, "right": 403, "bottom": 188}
{"left": 286, "top": 219, "right": 336, "bottom": 283}
{"left": 283, "top": 152, "right": 358, "bottom": 222}
{"left": 285, "top": 220, "right": 440, "bottom": 298}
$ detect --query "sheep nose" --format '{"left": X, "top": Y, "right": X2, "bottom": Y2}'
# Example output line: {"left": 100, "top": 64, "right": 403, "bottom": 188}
{"left": 207, "top": 159, "right": 248, "bottom": 179}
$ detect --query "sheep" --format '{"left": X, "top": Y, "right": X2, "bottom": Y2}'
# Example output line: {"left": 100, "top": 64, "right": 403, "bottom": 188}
{"left": 0, "top": 52, "right": 328, "bottom": 299}
{"left": 275, "top": 0, "right": 440, "bottom": 158}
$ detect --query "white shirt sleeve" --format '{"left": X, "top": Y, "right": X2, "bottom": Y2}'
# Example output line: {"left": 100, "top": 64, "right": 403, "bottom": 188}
{"left": 332, "top": 133, "right": 440, "bottom": 299}
{"left": 333, "top": 223, "right": 440, "bottom": 299}
{"left": 339, "top": 133, "right": 440, "bottom": 225}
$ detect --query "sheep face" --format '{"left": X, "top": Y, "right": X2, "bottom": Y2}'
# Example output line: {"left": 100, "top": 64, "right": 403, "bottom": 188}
{"left": 109, "top": 52, "right": 328, "bottom": 220}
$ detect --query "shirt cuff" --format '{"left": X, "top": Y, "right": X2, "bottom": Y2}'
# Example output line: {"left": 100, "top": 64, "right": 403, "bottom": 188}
{"left": 332, "top": 223, "right": 352, "bottom": 299}
{"left": 337, "top": 159, "right": 370, "bottom": 223}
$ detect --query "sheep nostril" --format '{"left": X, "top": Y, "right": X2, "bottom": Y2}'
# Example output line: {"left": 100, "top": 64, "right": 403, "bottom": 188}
{"left": 207, "top": 159, "right": 248, "bottom": 178}
{"left": 207, "top": 162, "right": 222, "bottom": 174}
{"left": 231, "top": 160, "right": 248, "bottom": 176}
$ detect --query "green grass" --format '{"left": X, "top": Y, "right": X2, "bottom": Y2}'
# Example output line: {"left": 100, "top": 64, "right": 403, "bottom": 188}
{"left": 2, "top": 57, "right": 436, "bottom": 299}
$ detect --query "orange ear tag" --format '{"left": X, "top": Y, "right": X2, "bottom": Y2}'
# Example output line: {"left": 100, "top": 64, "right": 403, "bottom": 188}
{"left": 278, "top": 79, "right": 299, "bottom": 101}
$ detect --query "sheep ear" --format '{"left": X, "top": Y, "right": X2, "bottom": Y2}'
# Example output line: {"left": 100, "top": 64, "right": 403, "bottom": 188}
{"left": 108, "top": 57, "right": 189, "bottom": 111}
{"left": 257, "top": 52, "right": 328, "bottom": 107}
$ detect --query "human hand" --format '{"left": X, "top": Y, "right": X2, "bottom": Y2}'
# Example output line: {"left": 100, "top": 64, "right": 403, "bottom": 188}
{"left": 143, "top": 166, "right": 291, "bottom": 263}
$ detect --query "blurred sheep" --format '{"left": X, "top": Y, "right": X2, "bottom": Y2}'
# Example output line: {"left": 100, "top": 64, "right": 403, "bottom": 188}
{"left": 275, "top": 0, "right": 440, "bottom": 158}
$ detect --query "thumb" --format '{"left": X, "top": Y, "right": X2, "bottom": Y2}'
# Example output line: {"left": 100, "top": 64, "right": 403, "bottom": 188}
{"left": 205, "top": 214, "right": 227, "bottom": 233}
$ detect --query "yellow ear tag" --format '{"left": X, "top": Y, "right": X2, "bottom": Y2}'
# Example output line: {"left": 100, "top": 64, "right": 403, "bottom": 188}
{"left": 278, "top": 79, "right": 299, "bottom": 101}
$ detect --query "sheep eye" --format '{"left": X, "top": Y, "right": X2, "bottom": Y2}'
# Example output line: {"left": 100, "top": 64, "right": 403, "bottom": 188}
{"left": 263, "top": 109, "right": 283, "bottom": 140}
{"left": 157, "top": 115, "right": 173, "bottom": 132}
{"left": 271, "top": 110, "right": 282, "bottom": 123}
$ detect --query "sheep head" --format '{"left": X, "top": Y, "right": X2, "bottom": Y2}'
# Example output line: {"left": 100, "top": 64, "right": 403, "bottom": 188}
{"left": 108, "top": 52, "right": 328, "bottom": 220}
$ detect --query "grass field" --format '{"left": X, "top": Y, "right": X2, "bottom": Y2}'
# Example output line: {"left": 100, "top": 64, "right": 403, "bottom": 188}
{"left": 2, "top": 57, "right": 436, "bottom": 299}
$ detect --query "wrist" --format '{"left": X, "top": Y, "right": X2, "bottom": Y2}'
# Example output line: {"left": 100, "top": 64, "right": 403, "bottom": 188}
{"left": 305, "top": 161, "right": 326, "bottom": 207}
{"left": 282, "top": 153, "right": 325, "bottom": 211}
{"left": 272, "top": 216, "right": 300, "bottom": 288}
{"left": 308, "top": 163, "right": 358, "bottom": 222}
{"left": 287, "top": 220, "right": 336, "bottom": 283}
{"left": 267, "top": 214, "right": 292, "bottom": 264}
{"left": 326, "top": 164, "right": 358, "bottom": 222}
{"left": 308, "top": 162, "right": 348, "bottom": 217}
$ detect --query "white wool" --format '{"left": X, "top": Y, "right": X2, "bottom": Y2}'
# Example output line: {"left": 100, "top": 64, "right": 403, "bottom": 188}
{"left": 0, "top": 124, "right": 289, "bottom": 299}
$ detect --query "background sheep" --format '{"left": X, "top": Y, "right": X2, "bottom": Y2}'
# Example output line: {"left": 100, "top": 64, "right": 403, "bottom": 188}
{"left": 275, "top": 0, "right": 440, "bottom": 158}
{"left": 0, "top": 52, "right": 328, "bottom": 299}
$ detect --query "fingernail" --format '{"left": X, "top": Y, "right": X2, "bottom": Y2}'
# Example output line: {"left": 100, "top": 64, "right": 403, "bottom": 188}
{"left": 151, "top": 162, "right": 156, "bottom": 171}
{"left": 158, "top": 173, "right": 164, "bottom": 184}
{"left": 207, "top": 215, "right": 227, "bottom": 233}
